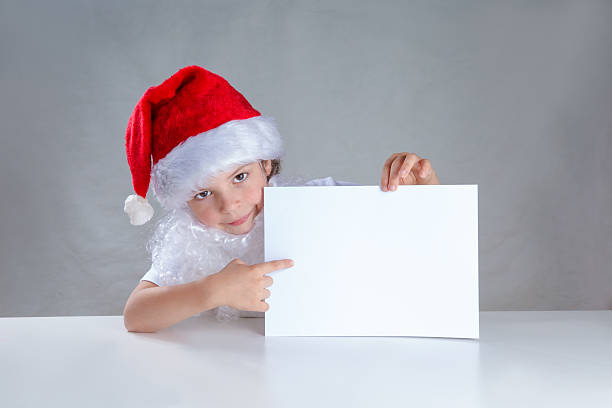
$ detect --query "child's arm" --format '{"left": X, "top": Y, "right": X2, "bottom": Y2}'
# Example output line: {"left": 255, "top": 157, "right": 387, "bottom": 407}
{"left": 123, "top": 276, "right": 220, "bottom": 333}
{"left": 123, "top": 258, "right": 294, "bottom": 333}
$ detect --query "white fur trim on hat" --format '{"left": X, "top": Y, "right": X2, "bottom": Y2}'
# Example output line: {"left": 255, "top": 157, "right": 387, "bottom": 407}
{"left": 150, "top": 115, "right": 284, "bottom": 210}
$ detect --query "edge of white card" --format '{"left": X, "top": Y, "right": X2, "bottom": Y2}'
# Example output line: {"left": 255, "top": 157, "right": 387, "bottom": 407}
{"left": 263, "top": 184, "right": 479, "bottom": 339}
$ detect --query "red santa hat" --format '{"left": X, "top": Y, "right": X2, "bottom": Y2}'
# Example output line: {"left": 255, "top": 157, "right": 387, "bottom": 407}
{"left": 124, "top": 65, "right": 284, "bottom": 225}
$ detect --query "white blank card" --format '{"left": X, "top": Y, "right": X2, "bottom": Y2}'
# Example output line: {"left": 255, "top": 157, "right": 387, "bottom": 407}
{"left": 263, "top": 185, "right": 479, "bottom": 339}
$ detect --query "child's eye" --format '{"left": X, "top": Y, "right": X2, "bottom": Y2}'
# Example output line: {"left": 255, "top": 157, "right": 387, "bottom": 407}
{"left": 193, "top": 172, "right": 248, "bottom": 200}
{"left": 194, "top": 190, "right": 211, "bottom": 200}
{"left": 234, "top": 172, "right": 248, "bottom": 182}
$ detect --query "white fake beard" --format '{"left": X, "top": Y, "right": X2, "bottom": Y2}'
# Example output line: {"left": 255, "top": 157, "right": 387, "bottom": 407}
{"left": 145, "top": 173, "right": 308, "bottom": 321}
{"left": 146, "top": 204, "right": 265, "bottom": 321}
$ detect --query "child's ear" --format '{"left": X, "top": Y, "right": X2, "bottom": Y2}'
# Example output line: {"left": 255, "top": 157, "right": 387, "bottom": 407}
{"left": 262, "top": 160, "right": 272, "bottom": 176}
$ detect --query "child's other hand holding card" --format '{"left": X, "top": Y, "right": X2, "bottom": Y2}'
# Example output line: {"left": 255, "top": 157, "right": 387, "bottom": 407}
{"left": 381, "top": 152, "right": 440, "bottom": 191}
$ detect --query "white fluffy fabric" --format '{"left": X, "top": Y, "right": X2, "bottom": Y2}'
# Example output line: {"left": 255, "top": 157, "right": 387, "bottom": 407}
{"left": 123, "top": 194, "right": 155, "bottom": 226}
{"left": 150, "top": 115, "right": 284, "bottom": 210}
{"left": 146, "top": 173, "right": 311, "bottom": 321}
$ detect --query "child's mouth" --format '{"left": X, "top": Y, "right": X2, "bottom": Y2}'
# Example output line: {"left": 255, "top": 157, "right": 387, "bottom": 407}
{"left": 228, "top": 209, "right": 253, "bottom": 226}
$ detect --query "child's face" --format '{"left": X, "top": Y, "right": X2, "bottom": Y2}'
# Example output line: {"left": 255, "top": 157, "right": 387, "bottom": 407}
{"left": 187, "top": 160, "right": 273, "bottom": 235}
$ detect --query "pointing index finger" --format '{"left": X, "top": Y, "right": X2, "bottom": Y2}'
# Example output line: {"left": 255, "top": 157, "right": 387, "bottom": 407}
{"left": 257, "top": 259, "right": 295, "bottom": 275}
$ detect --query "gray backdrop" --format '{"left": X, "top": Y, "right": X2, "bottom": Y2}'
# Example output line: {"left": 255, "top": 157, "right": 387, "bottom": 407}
{"left": 1, "top": 0, "right": 610, "bottom": 316}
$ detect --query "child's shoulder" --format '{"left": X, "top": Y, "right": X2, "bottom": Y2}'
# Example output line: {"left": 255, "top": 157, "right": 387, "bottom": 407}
{"left": 269, "top": 174, "right": 358, "bottom": 187}
{"left": 303, "top": 176, "right": 338, "bottom": 186}
{"left": 304, "top": 176, "right": 358, "bottom": 187}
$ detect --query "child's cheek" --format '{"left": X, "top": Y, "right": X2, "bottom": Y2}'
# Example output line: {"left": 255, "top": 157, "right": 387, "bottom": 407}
{"left": 250, "top": 184, "right": 264, "bottom": 205}
{"left": 197, "top": 207, "right": 217, "bottom": 227}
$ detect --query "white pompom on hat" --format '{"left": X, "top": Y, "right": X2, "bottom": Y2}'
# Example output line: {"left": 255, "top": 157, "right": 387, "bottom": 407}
{"left": 124, "top": 65, "right": 284, "bottom": 225}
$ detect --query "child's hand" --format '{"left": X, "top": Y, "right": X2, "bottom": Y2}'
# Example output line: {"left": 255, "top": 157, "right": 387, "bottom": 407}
{"left": 210, "top": 258, "right": 294, "bottom": 312}
{"left": 380, "top": 152, "right": 440, "bottom": 191}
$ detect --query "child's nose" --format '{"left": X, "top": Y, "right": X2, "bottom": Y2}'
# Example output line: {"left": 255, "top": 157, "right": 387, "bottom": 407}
{"left": 220, "top": 196, "right": 241, "bottom": 213}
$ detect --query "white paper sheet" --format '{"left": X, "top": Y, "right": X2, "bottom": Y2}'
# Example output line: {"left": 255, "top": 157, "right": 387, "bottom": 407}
{"left": 263, "top": 184, "right": 479, "bottom": 339}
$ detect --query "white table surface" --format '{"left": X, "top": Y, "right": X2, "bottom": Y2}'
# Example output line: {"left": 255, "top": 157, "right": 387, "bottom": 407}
{"left": 1, "top": 311, "right": 611, "bottom": 407}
